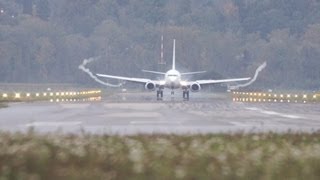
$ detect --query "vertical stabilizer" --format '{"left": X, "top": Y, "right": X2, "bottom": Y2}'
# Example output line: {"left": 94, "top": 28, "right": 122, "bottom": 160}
{"left": 172, "top": 39, "right": 176, "bottom": 70}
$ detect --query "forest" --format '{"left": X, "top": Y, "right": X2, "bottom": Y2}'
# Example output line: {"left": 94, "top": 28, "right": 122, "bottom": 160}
{"left": 0, "top": 0, "right": 320, "bottom": 90}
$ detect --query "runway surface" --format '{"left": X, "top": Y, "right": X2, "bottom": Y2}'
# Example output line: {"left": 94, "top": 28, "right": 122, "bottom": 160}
{"left": 1, "top": 92, "right": 320, "bottom": 134}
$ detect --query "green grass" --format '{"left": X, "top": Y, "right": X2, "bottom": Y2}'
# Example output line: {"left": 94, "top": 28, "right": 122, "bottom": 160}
{"left": 1, "top": 132, "right": 320, "bottom": 180}
{"left": 0, "top": 103, "right": 8, "bottom": 109}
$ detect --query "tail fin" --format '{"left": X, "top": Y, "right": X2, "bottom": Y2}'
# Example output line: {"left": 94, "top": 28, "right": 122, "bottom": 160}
{"left": 172, "top": 39, "right": 176, "bottom": 70}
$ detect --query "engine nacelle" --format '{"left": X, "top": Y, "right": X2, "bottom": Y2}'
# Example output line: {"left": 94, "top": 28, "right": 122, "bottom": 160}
{"left": 190, "top": 83, "right": 201, "bottom": 92}
{"left": 145, "top": 82, "right": 156, "bottom": 91}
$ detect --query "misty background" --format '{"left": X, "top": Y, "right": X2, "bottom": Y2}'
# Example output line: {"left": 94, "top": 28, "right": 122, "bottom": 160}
{"left": 0, "top": 0, "right": 320, "bottom": 90}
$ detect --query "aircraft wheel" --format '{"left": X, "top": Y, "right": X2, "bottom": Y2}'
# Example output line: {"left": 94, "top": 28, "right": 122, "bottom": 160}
{"left": 183, "top": 91, "right": 189, "bottom": 100}
{"left": 157, "top": 90, "right": 163, "bottom": 100}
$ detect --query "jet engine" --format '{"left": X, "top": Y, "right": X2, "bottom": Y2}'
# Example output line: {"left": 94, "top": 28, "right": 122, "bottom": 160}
{"left": 190, "top": 83, "right": 201, "bottom": 92}
{"left": 145, "top": 82, "right": 156, "bottom": 91}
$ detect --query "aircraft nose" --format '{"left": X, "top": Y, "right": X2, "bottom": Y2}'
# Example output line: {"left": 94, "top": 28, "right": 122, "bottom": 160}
{"left": 169, "top": 77, "right": 176, "bottom": 82}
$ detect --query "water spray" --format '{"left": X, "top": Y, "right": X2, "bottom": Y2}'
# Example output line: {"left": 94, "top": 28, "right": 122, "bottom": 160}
{"left": 78, "top": 57, "right": 122, "bottom": 87}
{"left": 229, "top": 61, "right": 267, "bottom": 90}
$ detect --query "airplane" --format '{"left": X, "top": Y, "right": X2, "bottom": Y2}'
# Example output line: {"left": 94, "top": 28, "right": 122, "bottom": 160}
{"left": 96, "top": 39, "right": 250, "bottom": 100}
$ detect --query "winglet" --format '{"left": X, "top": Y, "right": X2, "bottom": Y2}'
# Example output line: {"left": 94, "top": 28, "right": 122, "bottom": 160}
{"left": 172, "top": 39, "right": 176, "bottom": 70}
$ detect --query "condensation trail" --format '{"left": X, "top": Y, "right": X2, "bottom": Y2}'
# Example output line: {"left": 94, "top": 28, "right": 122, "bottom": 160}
{"left": 78, "top": 57, "right": 122, "bottom": 87}
{"left": 230, "top": 61, "right": 267, "bottom": 89}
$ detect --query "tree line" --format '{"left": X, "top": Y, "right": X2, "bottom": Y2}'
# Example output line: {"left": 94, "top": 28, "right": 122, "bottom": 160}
{"left": 0, "top": 0, "right": 320, "bottom": 90}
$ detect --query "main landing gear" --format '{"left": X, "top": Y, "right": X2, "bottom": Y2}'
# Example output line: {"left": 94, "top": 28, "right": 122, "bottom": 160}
{"left": 156, "top": 89, "right": 189, "bottom": 101}
{"left": 156, "top": 90, "right": 163, "bottom": 100}
{"left": 183, "top": 90, "right": 189, "bottom": 101}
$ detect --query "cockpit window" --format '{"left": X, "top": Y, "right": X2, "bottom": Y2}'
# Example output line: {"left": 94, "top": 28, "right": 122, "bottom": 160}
{"left": 168, "top": 75, "right": 178, "bottom": 77}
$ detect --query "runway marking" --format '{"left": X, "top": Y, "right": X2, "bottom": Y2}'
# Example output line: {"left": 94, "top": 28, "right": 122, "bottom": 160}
{"left": 106, "top": 112, "right": 161, "bottom": 118}
{"left": 60, "top": 104, "right": 90, "bottom": 109}
{"left": 130, "top": 121, "right": 182, "bottom": 125}
{"left": 25, "top": 121, "right": 82, "bottom": 127}
{"left": 229, "top": 121, "right": 251, "bottom": 126}
{"left": 245, "top": 107, "right": 304, "bottom": 119}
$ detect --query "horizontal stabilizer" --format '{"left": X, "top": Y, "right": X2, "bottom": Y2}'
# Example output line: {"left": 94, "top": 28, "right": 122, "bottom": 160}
{"left": 181, "top": 71, "right": 206, "bottom": 75}
{"left": 142, "top": 70, "right": 166, "bottom": 75}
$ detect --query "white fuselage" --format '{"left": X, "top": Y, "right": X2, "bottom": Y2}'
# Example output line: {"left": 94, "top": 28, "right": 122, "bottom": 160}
{"left": 164, "top": 69, "right": 181, "bottom": 89}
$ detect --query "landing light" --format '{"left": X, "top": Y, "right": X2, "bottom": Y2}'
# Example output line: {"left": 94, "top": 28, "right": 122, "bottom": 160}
{"left": 15, "top": 93, "right": 21, "bottom": 98}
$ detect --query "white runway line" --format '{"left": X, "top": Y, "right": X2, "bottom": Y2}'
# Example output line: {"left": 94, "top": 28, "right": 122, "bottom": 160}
{"left": 130, "top": 121, "right": 182, "bottom": 125}
{"left": 25, "top": 121, "right": 82, "bottom": 127}
{"left": 245, "top": 107, "right": 304, "bottom": 119}
{"left": 104, "top": 112, "right": 161, "bottom": 118}
{"left": 229, "top": 121, "right": 251, "bottom": 126}
{"left": 59, "top": 104, "right": 90, "bottom": 109}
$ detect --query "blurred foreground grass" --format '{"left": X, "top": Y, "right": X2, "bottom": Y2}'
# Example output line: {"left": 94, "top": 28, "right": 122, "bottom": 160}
{"left": 1, "top": 132, "right": 320, "bottom": 180}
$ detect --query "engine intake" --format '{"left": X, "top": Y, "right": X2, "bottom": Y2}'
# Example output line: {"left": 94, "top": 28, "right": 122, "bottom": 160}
{"left": 145, "top": 82, "right": 156, "bottom": 91}
{"left": 190, "top": 83, "right": 201, "bottom": 92}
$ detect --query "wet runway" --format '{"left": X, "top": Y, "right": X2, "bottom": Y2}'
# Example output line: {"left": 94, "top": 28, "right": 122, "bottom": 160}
{"left": 1, "top": 92, "right": 320, "bottom": 134}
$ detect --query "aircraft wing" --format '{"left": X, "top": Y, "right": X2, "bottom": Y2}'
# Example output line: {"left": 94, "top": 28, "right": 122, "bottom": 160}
{"left": 194, "top": 77, "right": 251, "bottom": 85}
{"left": 96, "top": 73, "right": 152, "bottom": 84}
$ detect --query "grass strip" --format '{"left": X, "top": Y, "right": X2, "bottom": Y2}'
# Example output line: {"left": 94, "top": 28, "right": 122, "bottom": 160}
{"left": 0, "top": 132, "right": 320, "bottom": 180}
{"left": 0, "top": 103, "right": 8, "bottom": 109}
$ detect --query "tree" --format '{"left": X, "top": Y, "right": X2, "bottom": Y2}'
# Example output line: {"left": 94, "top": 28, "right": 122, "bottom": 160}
{"left": 22, "top": 0, "right": 33, "bottom": 15}
{"left": 35, "top": 0, "right": 50, "bottom": 21}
